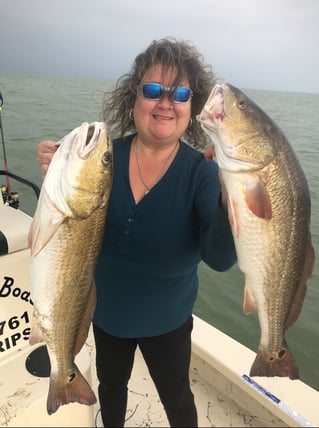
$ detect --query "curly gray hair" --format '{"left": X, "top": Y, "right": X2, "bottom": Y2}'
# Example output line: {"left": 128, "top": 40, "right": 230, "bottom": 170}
{"left": 102, "top": 37, "right": 216, "bottom": 148}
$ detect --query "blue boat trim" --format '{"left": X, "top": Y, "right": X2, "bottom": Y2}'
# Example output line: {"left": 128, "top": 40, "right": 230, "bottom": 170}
{"left": 242, "top": 374, "right": 315, "bottom": 427}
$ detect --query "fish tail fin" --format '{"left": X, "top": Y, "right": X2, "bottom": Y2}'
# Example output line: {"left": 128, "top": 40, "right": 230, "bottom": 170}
{"left": 47, "top": 365, "right": 96, "bottom": 415}
{"left": 249, "top": 346, "right": 299, "bottom": 379}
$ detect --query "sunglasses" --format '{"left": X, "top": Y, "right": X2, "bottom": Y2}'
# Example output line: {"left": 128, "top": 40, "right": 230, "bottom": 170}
{"left": 138, "top": 83, "right": 193, "bottom": 103}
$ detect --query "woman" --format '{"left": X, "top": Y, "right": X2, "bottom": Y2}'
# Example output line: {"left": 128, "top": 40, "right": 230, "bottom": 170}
{"left": 37, "top": 38, "right": 237, "bottom": 428}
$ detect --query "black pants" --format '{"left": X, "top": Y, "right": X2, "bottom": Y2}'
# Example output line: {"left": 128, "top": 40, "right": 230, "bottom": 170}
{"left": 93, "top": 316, "right": 197, "bottom": 427}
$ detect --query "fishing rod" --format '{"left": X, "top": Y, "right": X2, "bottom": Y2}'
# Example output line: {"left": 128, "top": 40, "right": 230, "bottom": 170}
{"left": 0, "top": 91, "right": 11, "bottom": 195}
{"left": 0, "top": 91, "right": 40, "bottom": 208}
{"left": 0, "top": 170, "right": 40, "bottom": 200}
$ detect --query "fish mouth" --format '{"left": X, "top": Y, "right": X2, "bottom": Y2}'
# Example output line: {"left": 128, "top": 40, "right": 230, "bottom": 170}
{"left": 86, "top": 124, "right": 94, "bottom": 143}
{"left": 197, "top": 84, "right": 225, "bottom": 130}
{"left": 87, "top": 123, "right": 102, "bottom": 146}
{"left": 87, "top": 124, "right": 101, "bottom": 145}
{"left": 79, "top": 122, "right": 104, "bottom": 159}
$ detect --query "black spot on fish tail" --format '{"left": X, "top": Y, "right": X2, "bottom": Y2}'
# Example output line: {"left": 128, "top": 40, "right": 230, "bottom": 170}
{"left": 68, "top": 372, "right": 76, "bottom": 383}
{"left": 47, "top": 365, "right": 96, "bottom": 415}
{"left": 249, "top": 347, "right": 299, "bottom": 380}
{"left": 278, "top": 349, "right": 286, "bottom": 358}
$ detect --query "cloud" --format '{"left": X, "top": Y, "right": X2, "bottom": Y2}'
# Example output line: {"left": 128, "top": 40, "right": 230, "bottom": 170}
{"left": 1, "top": 0, "right": 318, "bottom": 93}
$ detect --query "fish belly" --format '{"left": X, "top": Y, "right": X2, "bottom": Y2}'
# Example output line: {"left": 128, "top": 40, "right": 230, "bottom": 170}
{"left": 30, "top": 210, "right": 105, "bottom": 413}
{"left": 223, "top": 168, "right": 308, "bottom": 379}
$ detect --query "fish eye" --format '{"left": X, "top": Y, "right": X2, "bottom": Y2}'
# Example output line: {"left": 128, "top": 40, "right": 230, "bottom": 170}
{"left": 237, "top": 98, "right": 247, "bottom": 110}
{"left": 102, "top": 151, "right": 112, "bottom": 166}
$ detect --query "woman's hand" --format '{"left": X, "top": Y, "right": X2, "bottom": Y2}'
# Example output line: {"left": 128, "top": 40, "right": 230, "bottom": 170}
{"left": 203, "top": 145, "right": 216, "bottom": 162}
{"left": 204, "top": 145, "right": 228, "bottom": 211}
{"left": 37, "top": 141, "right": 59, "bottom": 178}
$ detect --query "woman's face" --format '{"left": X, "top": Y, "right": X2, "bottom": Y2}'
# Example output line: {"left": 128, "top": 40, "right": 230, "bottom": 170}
{"left": 133, "top": 64, "right": 192, "bottom": 145}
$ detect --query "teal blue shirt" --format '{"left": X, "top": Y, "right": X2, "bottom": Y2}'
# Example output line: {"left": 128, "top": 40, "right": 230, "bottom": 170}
{"left": 93, "top": 134, "right": 236, "bottom": 338}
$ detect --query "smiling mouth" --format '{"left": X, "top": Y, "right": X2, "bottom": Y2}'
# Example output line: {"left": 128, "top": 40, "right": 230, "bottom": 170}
{"left": 153, "top": 115, "right": 173, "bottom": 120}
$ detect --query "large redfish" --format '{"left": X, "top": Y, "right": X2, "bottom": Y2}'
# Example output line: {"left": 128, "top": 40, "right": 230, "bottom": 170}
{"left": 28, "top": 121, "right": 112, "bottom": 414}
{"left": 197, "top": 84, "right": 314, "bottom": 379}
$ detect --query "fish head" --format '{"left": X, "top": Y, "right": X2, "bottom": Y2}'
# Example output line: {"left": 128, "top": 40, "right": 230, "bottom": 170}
{"left": 44, "top": 121, "right": 113, "bottom": 219}
{"left": 197, "top": 83, "right": 281, "bottom": 172}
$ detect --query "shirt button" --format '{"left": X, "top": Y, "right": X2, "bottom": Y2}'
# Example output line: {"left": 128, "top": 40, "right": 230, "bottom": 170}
{"left": 124, "top": 229, "right": 131, "bottom": 235}
{"left": 128, "top": 217, "right": 134, "bottom": 223}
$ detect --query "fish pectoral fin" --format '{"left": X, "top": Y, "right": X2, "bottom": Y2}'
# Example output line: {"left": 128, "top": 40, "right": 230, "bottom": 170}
{"left": 29, "top": 215, "right": 65, "bottom": 256}
{"left": 245, "top": 176, "right": 272, "bottom": 220}
{"left": 243, "top": 285, "right": 257, "bottom": 314}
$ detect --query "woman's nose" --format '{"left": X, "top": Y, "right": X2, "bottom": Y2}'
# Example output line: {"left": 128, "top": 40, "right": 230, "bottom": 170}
{"left": 157, "top": 93, "right": 173, "bottom": 107}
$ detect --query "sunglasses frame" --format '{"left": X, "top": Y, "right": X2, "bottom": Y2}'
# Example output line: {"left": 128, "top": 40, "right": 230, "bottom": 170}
{"left": 138, "top": 83, "right": 193, "bottom": 104}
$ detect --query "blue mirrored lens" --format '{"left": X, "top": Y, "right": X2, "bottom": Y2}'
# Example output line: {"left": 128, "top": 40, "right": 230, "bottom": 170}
{"left": 142, "top": 83, "right": 163, "bottom": 99}
{"left": 141, "top": 83, "right": 192, "bottom": 103}
{"left": 174, "top": 87, "right": 192, "bottom": 103}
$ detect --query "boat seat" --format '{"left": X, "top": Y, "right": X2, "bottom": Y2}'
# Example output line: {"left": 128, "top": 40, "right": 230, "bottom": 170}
{"left": 0, "top": 205, "right": 32, "bottom": 255}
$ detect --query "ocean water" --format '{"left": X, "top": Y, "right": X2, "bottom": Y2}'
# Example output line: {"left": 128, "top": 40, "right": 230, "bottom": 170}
{"left": 0, "top": 72, "right": 318, "bottom": 391}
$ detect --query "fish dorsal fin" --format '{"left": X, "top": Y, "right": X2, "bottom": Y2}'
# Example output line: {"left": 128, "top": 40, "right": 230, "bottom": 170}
{"left": 73, "top": 279, "right": 96, "bottom": 357}
{"left": 243, "top": 284, "right": 257, "bottom": 314}
{"left": 285, "top": 235, "right": 315, "bottom": 328}
{"left": 245, "top": 175, "right": 272, "bottom": 220}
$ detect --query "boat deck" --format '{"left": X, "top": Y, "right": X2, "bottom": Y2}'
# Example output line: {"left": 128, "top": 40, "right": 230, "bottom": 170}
{"left": 1, "top": 203, "right": 318, "bottom": 427}
{"left": 86, "top": 328, "right": 288, "bottom": 428}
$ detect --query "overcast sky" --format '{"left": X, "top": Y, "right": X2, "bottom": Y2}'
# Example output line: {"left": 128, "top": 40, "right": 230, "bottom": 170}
{"left": 1, "top": 0, "right": 318, "bottom": 93}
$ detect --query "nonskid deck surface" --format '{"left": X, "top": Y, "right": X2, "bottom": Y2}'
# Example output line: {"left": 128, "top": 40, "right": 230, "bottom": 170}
{"left": 86, "top": 328, "right": 287, "bottom": 428}
{"left": 0, "top": 315, "right": 315, "bottom": 427}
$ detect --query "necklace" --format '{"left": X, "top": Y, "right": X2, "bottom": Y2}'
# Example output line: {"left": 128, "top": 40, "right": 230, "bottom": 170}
{"left": 133, "top": 138, "right": 179, "bottom": 195}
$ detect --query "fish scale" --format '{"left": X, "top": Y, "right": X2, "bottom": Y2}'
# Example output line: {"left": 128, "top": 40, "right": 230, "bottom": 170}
{"left": 197, "top": 83, "right": 314, "bottom": 379}
{"left": 28, "top": 121, "right": 113, "bottom": 415}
